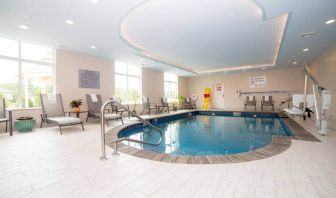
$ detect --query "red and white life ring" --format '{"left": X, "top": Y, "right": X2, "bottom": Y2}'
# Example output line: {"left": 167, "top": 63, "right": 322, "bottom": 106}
{"left": 191, "top": 93, "right": 198, "bottom": 100}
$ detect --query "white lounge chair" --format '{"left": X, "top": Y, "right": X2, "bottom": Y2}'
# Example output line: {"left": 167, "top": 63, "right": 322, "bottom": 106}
{"left": 40, "top": 94, "right": 84, "bottom": 134}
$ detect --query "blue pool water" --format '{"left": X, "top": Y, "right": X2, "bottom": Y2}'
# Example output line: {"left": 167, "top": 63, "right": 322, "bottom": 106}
{"left": 119, "top": 115, "right": 292, "bottom": 155}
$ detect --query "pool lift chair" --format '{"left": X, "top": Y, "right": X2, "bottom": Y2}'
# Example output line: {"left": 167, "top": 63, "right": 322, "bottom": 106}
{"left": 40, "top": 94, "right": 84, "bottom": 134}
{"left": 284, "top": 64, "right": 332, "bottom": 135}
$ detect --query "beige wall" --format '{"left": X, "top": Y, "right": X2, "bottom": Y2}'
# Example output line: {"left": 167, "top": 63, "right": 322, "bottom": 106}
{"left": 178, "top": 76, "right": 188, "bottom": 97}
{"left": 186, "top": 67, "right": 306, "bottom": 110}
{"left": 142, "top": 68, "right": 164, "bottom": 105}
{"left": 56, "top": 50, "right": 114, "bottom": 112}
{"left": 310, "top": 46, "right": 336, "bottom": 129}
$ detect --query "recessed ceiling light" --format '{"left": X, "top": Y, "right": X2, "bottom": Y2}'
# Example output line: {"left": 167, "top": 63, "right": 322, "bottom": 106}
{"left": 24, "top": 15, "right": 29, "bottom": 18}
{"left": 90, "top": 46, "right": 96, "bottom": 49}
{"left": 262, "top": 67, "right": 266, "bottom": 70}
{"left": 242, "top": 69, "right": 246, "bottom": 72}
{"left": 325, "top": 19, "right": 335, "bottom": 24}
{"left": 292, "top": 61, "right": 297, "bottom": 64}
{"left": 300, "top": 31, "right": 316, "bottom": 38}
{"left": 19, "top": 25, "right": 29, "bottom": 30}
{"left": 302, "top": 48, "right": 310, "bottom": 52}
{"left": 90, "top": 0, "right": 99, "bottom": 3}
{"left": 65, "top": 20, "right": 74, "bottom": 25}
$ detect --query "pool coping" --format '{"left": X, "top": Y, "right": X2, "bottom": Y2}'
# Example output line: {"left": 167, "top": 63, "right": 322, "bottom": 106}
{"left": 105, "top": 110, "right": 301, "bottom": 164}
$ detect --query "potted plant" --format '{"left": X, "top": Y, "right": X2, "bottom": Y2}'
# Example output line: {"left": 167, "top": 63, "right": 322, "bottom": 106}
{"left": 177, "top": 96, "right": 186, "bottom": 110}
{"left": 129, "top": 90, "right": 140, "bottom": 115}
{"left": 70, "top": 99, "right": 83, "bottom": 112}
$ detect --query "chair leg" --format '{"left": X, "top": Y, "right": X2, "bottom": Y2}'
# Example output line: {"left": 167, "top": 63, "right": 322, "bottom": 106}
{"left": 120, "top": 117, "right": 124, "bottom": 125}
{"left": 81, "top": 122, "right": 85, "bottom": 131}
{"left": 59, "top": 126, "right": 63, "bottom": 135}
{"left": 86, "top": 115, "right": 89, "bottom": 123}
{"left": 5, "top": 121, "right": 8, "bottom": 132}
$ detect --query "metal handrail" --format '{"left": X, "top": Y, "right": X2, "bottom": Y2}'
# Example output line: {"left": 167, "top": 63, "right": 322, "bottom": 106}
{"left": 100, "top": 99, "right": 163, "bottom": 160}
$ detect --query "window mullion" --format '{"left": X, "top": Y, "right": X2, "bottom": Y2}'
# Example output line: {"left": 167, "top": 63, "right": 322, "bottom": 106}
{"left": 18, "top": 41, "right": 22, "bottom": 108}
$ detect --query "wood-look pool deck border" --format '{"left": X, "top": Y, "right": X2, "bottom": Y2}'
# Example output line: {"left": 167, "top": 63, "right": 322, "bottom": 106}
{"left": 106, "top": 110, "right": 318, "bottom": 164}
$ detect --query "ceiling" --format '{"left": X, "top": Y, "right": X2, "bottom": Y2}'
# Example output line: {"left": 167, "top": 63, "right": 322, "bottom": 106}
{"left": 0, "top": 0, "right": 335, "bottom": 76}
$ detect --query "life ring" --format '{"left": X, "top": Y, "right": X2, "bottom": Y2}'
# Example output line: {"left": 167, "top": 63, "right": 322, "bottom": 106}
{"left": 191, "top": 93, "right": 198, "bottom": 100}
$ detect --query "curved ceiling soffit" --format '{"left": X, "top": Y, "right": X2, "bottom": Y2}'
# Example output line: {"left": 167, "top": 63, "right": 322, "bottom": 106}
{"left": 119, "top": 0, "right": 289, "bottom": 75}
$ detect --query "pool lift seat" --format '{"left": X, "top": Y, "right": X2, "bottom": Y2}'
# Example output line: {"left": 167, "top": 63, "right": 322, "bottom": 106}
{"left": 284, "top": 64, "right": 332, "bottom": 135}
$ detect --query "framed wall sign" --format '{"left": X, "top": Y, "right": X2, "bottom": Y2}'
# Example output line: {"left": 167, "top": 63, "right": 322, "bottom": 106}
{"left": 249, "top": 76, "right": 266, "bottom": 88}
{"left": 79, "top": 69, "right": 100, "bottom": 89}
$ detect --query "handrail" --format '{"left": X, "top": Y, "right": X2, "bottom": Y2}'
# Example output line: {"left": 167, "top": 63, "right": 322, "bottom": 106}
{"left": 100, "top": 99, "right": 163, "bottom": 160}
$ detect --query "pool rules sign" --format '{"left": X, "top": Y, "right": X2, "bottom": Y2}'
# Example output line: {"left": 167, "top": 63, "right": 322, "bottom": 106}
{"left": 249, "top": 76, "right": 266, "bottom": 88}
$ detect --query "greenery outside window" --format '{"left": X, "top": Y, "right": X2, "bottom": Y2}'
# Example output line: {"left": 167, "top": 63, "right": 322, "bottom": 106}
{"left": 0, "top": 36, "right": 54, "bottom": 108}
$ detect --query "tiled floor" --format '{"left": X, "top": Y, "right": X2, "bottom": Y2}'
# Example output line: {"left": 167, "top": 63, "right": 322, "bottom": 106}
{"left": 0, "top": 115, "right": 336, "bottom": 197}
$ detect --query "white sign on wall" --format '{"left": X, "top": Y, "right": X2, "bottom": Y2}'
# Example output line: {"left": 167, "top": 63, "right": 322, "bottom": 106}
{"left": 249, "top": 76, "right": 266, "bottom": 88}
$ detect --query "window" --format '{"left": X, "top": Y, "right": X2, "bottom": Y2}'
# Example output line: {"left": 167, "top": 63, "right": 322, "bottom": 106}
{"left": 114, "top": 61, "right": 141, "bottom": 103}
{"left": 164, "top": 73, "right": 178, "bottom": 102}
{"left": 0, "top": 36, "right": 54, "bottom": 108}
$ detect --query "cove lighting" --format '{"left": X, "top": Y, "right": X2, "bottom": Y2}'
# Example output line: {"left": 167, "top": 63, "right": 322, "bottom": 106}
{"left": 325, "top": 19, "right": 335, "bottom": 24}
{"left": 65, "top": 20, "right": 74, "bottom": 25}
{"left": 19, "top": 25, "right": 29, "bottom": 30}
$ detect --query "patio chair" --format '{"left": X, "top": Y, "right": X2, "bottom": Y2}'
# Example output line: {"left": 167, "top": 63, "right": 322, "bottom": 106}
{"left": 40, "top": 94, "right": 84, "bottom": 134}
{"left": 86, "top": 94, "right": 123, "bottom": 125}
{"left": 159, "top": 97, "right": 173, "bottom": 113}
{"left": 111, "top": 97, "right": 130, "bottom": 118}
{"left": 141, "top": 97, "right": 158, "bottom": 116}
{"left": 244, "top": 96, "right": 256, "bottom": 111}
{"left": 185, "top": 97, "right": 196, "bottom": 109}
{"left": 261, "top": 96, "right": 274, "bottom": 111}
{"left": 0, "top": 98, "right": 9, "bottom": 132}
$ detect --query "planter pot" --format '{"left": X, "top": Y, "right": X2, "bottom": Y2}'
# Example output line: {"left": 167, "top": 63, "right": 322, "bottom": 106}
{"left": 15, "top": 118, "right": 36, "bottom": 132}
{"left": 73, "top": 107, "right": 81, "bottom": 112}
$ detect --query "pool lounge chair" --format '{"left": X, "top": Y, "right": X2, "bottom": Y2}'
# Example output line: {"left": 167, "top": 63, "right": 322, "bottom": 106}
{"left": 185, "top": 97, "right": 196, "bottom": 109}
{"left": 111, "top": 97, "right": 130, "bottom": 118}
{"left": 159, "top": 97, "right": 173, "bottom": 113}
{"left": 40, "top": 94, "right": 84, "bottom": 134}
{"left": 86, "top": 94, "right": 123, "bottom": 125}
{"left": 141, "top": 97, "right": 158, "bottom": 116}
{"left": 244, "top": 96, "right": 256, "bottom": 111}
{"left": 0, "top": 98, "right": 9, "bottom": 132}
{"left": 261, "top": 95, "right": 274, "bottom": 111}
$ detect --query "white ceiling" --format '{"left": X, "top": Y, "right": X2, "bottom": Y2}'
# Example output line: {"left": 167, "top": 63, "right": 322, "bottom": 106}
{"left": 0, "top": 0, "right": 335, "bottom": 76}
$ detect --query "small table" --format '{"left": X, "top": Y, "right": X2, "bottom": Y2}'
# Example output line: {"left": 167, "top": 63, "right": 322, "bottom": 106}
{"left": 68, "top": 111, "right": 87, "bottom": 118}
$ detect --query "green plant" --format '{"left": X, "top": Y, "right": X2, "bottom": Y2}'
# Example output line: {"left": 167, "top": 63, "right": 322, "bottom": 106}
{"left": 178, "top": 96, "right": 186, "bottom": 105}
{"left": 69, "top": 99, "right": 83, "bottom": 108}
{"left": 129, "top": 89, "right": 140, "bottom": 112}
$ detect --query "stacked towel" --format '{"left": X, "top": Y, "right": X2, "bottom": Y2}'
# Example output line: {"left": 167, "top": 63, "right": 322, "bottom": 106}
{"left": 90, "top": 94, "right": 98, "bottom": 102}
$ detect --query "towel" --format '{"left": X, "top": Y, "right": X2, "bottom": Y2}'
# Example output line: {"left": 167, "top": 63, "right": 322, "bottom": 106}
{"left": 264, "top": 95, "right": 269, "bottom": 101}
{"left": 90, "top": 94, "right": 98, "bottom": 102}
{"left": 248, "top": 96, "right": 254, "bottom": 101}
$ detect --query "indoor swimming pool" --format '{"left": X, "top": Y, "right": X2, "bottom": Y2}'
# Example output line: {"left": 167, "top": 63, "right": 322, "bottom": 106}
{"left": 118, "top": 112, "right": 293, "bottom": 156}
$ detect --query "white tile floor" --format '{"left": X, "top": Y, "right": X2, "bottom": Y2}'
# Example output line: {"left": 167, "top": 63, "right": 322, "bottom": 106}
{"left": 0, "top": 117, "right": 336, "bottom": 198}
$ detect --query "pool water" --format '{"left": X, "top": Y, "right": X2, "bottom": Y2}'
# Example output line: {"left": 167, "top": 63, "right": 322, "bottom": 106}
{"left": 119, "top": 115, "right": 292, "bottom": 155}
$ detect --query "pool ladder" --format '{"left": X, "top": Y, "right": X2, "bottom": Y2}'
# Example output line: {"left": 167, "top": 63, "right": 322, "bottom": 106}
{"left": 100, "top": 99, "right": 163, "bottom": 160}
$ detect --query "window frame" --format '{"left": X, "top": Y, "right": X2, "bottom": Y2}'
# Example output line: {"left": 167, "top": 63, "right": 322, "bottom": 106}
{"left": 114, "top": 61, "right": 142, "bottom": 104}
{"left": 0, "top": 36, "right": 55, "bottom": 109}
{"left": 164, "top": 72, "right": 178, "bottom": 103}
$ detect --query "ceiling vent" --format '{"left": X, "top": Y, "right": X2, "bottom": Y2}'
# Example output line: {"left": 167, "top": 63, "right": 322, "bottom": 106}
{"left": 300, "top": 31, "right": 316, "bottom": 38}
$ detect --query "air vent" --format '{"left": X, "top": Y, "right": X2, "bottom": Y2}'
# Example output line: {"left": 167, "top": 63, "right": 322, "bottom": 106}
{"left": 300, "top": 31, "right": 316, "bottom": 38}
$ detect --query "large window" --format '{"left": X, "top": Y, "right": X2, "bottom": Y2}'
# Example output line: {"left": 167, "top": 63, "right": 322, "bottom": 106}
{"left": 0, "top": 36, "right": 53, "bottom": 108}
{"left": 114, "top": 61, "right": 141, "bottom": 103}
{"left": 164, "top": 73, "right": 178, "bottom": 102}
